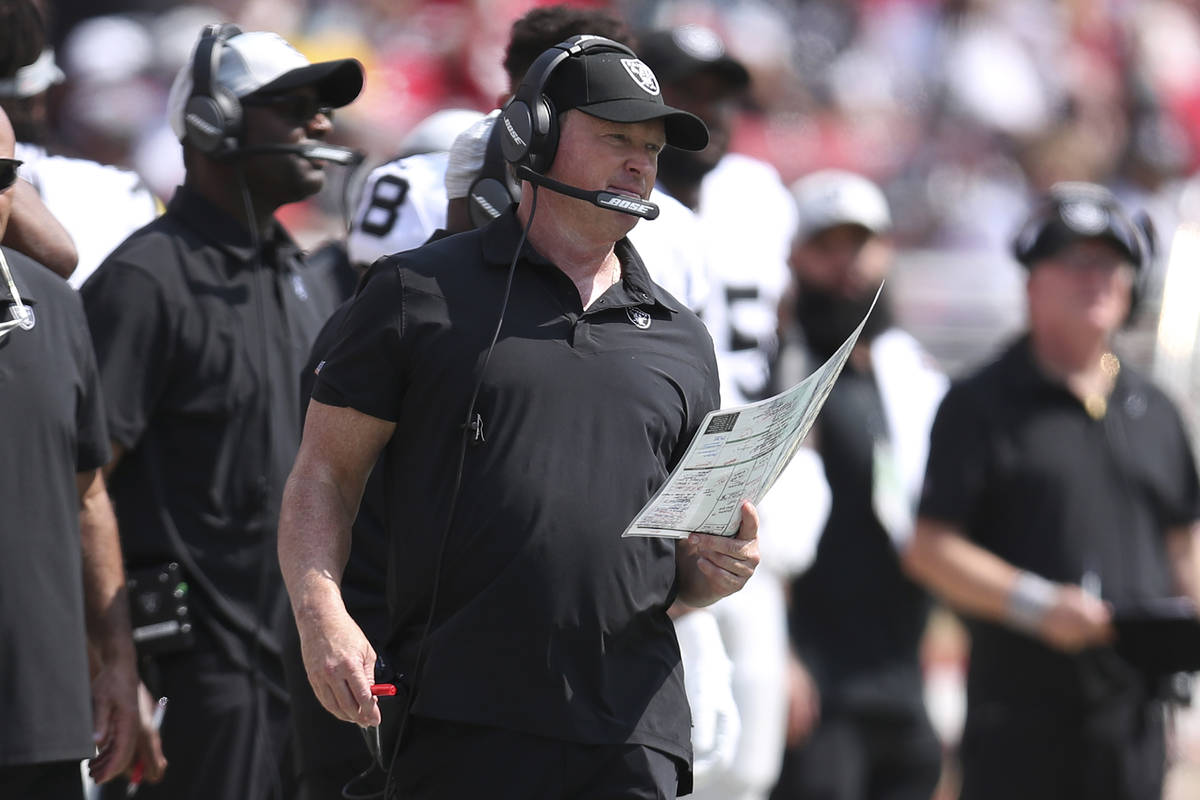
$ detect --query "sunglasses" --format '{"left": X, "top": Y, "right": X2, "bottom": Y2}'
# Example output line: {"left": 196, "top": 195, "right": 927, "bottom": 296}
{"left": 243, "top": 94, "right": 334, "bottom": 124}
{"left": 0, "top": 158, "right": 23, "bottom": 193}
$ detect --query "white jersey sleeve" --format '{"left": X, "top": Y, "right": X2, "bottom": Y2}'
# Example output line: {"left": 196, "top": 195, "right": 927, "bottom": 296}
{"left": 15, "top": 144, "right": 160, "bottom": 289}
{"left": 626, "top": 188, "right": 712, "bottom": 315}
{"left": 696, "top": 153, "right": 797, "bottom": 406}
{"left": 347, "top": 151, "right": 449, "bottom": 266}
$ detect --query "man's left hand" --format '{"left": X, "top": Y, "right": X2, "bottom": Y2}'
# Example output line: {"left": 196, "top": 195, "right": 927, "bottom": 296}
{"left": 676, "top": 500, "right": 761, "bottom": 606}
{"left": 87, "top": 653, "right": 139, "bottom": 783}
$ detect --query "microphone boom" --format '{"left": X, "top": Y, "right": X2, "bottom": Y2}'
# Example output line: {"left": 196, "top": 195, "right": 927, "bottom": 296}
{"left": 516, "top": 165, "right": 659, "bottom": 220}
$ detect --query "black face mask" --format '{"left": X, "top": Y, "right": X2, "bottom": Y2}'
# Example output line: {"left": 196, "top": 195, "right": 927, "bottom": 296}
{"left": 656, "top": 143, "right": 717, "bottom": 186}
{"left": 795, "top": 283, "right": 893, "bottom": 361}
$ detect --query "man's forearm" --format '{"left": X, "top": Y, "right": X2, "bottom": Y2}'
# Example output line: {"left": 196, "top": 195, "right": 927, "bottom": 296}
{"left": 277, "top": 467, "right": 357, "bottom": 623}
{"left": 78, "top": 470, "right": 135, "bottom": 667}
{"left": 1167, "top": 521, "right": 1200, "bottom": 606}
{"left": 902, "top": 517, "right": 1024, "bottom": 623}
{"left": 4, "top": 179, "right": 78, "bottom": 279}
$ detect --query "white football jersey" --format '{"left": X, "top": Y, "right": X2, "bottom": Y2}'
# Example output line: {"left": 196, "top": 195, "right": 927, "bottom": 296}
{"left": 693, "top": 153, "right": 797, "bottom": 406}
{"left": 347, "top": 151, "right": 449, "bottom": 266}
{"left": 628, "top": 188, "right": 713, "bottom": 316}
{"left": 15, "top": 143, "right": 160, "bottom": 289}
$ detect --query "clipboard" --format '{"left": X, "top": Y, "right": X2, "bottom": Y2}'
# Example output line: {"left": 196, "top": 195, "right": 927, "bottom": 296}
{"left": 1112, "top": 597, "right": 1200, "bottom": 675}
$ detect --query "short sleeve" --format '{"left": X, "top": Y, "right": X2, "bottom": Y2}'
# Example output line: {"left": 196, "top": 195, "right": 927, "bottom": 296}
{"left": 67, "top": 290, "right": 111, "bottom": 472}
{"left": 918, "top": 384, "right": 990, "bottom": 529}
{"left": 310, "top": 261, "right": 408, "bottom": 422}
{"left": 80, "top": 261, "right": 172, "bottom": 450}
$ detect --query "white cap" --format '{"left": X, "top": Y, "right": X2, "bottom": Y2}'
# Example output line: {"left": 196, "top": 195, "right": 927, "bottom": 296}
{"left": 790, "top": 169, "right": 891, "bottom": 242}
{"left": 166, "top": 29, "right": 363, "bottom": 140}
{"left": 399, "top": 108, "right": 487, "bottom": 157}
{"left": 444, "top": 110, "right": 500, "bottom": 200}
{"left": 0, "top": 49, "right": 65, "bottom": 98}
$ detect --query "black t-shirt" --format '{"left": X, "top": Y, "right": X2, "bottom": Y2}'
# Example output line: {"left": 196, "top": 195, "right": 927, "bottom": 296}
{"left": 790, "top": 359, "right": 930, "bottom": 714}
{"left": 0, "top": 249, "right": 110, "bottom": 765}
{"left": 920, "top": 336, "right": 1200, "bottom": 709}
{"left": 81, "top": 186, "right": 338, "bottom": 688}
{"left": 311, "top": 211, "right": 719, "bottom": 761}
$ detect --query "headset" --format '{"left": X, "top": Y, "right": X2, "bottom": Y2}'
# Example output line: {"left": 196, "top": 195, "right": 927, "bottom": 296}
{"left": 182, "top": 23, "right": 363, "bottom": 167}
{"left": 1011, "top": 182, "right": 1156, "bottom": 321}
{"left": 498, "top": 35, "right": 660, "bottom": 220}
{"left": 183, "top": 23, "right": 245, "bottom": 157}
{"left": 466, "top": 120, "right": 515, "bottom": 229}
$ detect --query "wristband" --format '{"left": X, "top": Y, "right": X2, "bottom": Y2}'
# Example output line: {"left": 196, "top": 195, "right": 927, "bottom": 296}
{"left": 1006, "top": 570, "right": 1056, "bottom": 634}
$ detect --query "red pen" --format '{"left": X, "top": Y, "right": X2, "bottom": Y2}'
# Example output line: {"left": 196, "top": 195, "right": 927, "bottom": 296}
{"left": 370, "top": 683, "right": 397, "bottom": 696}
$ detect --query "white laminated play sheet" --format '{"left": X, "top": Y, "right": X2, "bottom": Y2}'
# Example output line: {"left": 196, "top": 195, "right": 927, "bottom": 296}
{"left": 623, "top": 286, "right": 880, "bottom": 539}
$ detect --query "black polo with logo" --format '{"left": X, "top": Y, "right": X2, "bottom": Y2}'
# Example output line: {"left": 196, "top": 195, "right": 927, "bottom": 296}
{"left": 0, "top": 248, "right": 109, "bottom": 766}
{"left": 919, "top": 335, "right": 1200, "bottom": 709}
{"left": 311, "top": 209, "right": 719, "bottom": 763}
{"left": 80, "top": 186, "right": 338, "bottom": 686}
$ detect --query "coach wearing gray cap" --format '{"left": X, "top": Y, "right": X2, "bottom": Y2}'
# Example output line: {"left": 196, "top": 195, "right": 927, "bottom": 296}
{"left": 81, "top": 24, "right": 363, "bottom": 800}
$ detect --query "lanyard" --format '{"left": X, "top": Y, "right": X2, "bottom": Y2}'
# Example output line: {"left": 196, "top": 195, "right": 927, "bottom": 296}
{"left": 0, "top": 248, "right": 31, "bottom": 341}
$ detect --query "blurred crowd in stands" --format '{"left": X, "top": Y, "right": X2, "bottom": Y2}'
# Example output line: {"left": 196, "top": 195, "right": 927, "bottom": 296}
{"left": 30, "top": 0, "right": 1200, "bottom": 383}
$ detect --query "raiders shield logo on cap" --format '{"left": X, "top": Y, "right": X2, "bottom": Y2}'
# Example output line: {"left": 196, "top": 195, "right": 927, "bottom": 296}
{"left": 620, "top": 58, "right": 660, "bottom": 96}
{"left": 1060, "top": 200, "right": 1108, "bottom": 235}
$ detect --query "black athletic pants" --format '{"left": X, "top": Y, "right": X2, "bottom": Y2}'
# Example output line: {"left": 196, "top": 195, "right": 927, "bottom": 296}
{"left": 0, "top": 760, "right": 85, "bottom": 800}
{"left": 100, "top": 642, "right": 295, "bottom": 800}
{"left": 382, "top": 714, "right": 684, "bottom": 799}
{"left": 957, "top": 698, "right": 1165, "bottom": 800}
{"left": 770, "top": 707, "right": 942, "bottom": 800}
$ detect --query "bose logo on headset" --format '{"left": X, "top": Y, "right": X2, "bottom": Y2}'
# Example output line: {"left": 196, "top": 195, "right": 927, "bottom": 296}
{"left": 502, "top": 116, "right": 527, "bottom": 150}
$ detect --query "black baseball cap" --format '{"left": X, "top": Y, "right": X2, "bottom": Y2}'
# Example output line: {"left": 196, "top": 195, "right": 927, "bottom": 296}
{"left": 545, "top": 50, "right": 709, "bottom": 151}
{"left": 636, "top": 26, "right": 751, "bottom": 90}
{"left": 1012, "top": 182, "right": 1151, "bottom": 271}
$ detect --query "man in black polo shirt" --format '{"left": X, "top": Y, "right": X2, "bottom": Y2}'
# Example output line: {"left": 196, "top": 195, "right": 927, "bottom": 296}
{"left": 0, "top": 106, "right": 139, "bottom": 799}
{"left": 80, "top": 26, "right": 363, "bottom": 800}
{"left": 904, "top": 182, "right": 1200, "bottom": 800}
{"left": 279, "top": 40, "right": 761, "bottom": 798}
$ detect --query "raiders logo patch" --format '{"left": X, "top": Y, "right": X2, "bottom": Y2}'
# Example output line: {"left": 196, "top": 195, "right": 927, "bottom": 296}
{"left": 621, "top": 59, "right": 660, "bottom": 96}
{"left": 8, "top": 303, "right": 34, "bottom": 330}
{"left": 627, "top": 307, "right": 651, "bottom": 329}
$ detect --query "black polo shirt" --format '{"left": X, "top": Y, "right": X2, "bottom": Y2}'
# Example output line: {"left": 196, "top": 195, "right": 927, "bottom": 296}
{"left": 0, "top": 248, "right": 109, "bottom": 766}
{"left": 81, "top": 186, "right": 338, "bottom": 687}
{"left": 920, "top": 335, "right": 1200, "bottom": 709}
{"left": 311, "top": 210, "right": 719, "bottom": 763}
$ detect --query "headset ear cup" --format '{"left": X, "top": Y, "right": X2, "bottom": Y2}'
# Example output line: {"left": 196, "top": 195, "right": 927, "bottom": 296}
{"left": 184, "top": 88, "right": 241, "bottom": 155}
{"left": 467, "top": 176, "right": 515, "bottom": 229}
{"left": 527, "top": 95, "right": 558, "bottom": 174}
{"left": 499, "top": 100, "right": 534, "bottom": 166}
{"left": 184, "top": 23, "right": 244, "bottom": 156}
